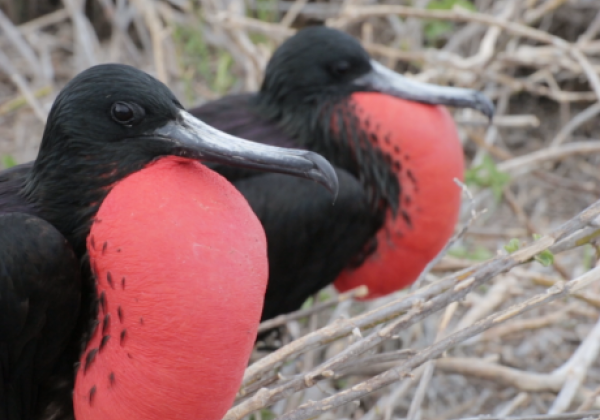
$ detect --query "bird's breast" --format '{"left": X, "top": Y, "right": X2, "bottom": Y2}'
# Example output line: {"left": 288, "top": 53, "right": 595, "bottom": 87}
{"left": 333, "top": 93, "right": 464, "bottom": 298}
{"left": 73, "top": 156, "right": 267, "bottom": 420}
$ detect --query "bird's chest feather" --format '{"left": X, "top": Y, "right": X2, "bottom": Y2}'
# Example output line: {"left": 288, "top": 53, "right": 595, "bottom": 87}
{"left": 333, "top": 93, "right": 464, "bottom": 298}
{"left": 73, "top": 156, "right": 267, "bottom": 420}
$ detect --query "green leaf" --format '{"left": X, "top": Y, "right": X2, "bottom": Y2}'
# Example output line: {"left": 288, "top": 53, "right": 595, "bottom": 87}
{"left": 504, "top": 238, "right": 521, "bottom": 254}
{"left": 535, "top": 250, "right": 554, "bottom": 267}
{"left": 1, "top": 155, "right": 16, "bottom": 169}
{"left": 583, "top": 244, "right": 595, "bottom": 271}
{"left": 532, "top": 233, "right": 542, "bottom": 241}
{"left": 465, "top": 155, "right": 511, "bottom": 201}
{"left": 250, "top": 409, "right": 276, "bottom": 420}
{"left": 424, "top": 21, "right": 454, "bottom": 42}
{"left": 427, "top": 0, "right": 476, "bottom": 11}
{"left": 423, "top": 0, "right": 476, "bottom": 44}
{"left": 448, "top": 244, "right": 492, "bottom": 261}
{"left": 318, "top": 289, "right": 332, "bottom": 302}
{"left": 301, "top": 296, "right": 314, "bottom": 310}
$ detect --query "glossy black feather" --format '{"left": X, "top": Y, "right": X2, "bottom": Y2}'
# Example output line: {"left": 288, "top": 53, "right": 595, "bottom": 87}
{"left": 0, "top": 64, "right": 211, "bottom": 420}
{"left": 235, "top": 169, "right": 378, "bottom": 323}
{"left": 0, "top": 212, "right": 81, "bottom": 420}
{"left": 193, "top": 97, "right": 385, "bottom": 323}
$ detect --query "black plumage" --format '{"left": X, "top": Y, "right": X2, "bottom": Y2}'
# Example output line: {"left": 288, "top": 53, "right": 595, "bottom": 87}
{"left": 0, "top": 63, "right": 336, "bottom": 420}
{"left": 191, "top": 26, "right": 494, "bottom": 323}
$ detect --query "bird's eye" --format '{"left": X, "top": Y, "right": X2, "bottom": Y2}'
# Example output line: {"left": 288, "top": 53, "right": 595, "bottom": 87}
{"left": 111, "top": 102, "right": 136, "bottom": 125}
{"left": 331, "top": 60, "right": 351, "bottom": 77}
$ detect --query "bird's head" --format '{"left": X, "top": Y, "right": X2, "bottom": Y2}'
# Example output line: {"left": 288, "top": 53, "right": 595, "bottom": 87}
{"left": 26, "top": 63, "right": 338, "bottom": 254}
{"left": 260, "top": 26, "right": 493, "bottom": 118}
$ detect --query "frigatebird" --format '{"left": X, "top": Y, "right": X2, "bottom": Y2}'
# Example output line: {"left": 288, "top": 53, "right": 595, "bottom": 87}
{"left": 0, "top": 64, "right": 337, "bottom": 420}
{"left": 191, "top": 26, "right": 494, "bottom": 322}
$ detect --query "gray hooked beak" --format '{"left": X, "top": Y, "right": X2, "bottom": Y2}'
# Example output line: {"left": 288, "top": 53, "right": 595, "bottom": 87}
{"left": 353, "top": 60, "right": 494, "bottom": 120}
{"left": 154, "top": 110, "right": 339, "bottom": 197}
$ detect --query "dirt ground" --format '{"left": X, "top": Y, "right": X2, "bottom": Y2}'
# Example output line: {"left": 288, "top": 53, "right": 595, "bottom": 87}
{"left": 2, "top": 1, "right": 600, "bottom": 420}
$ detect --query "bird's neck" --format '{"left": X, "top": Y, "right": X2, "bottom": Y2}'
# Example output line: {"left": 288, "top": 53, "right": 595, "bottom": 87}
{"left": 23, "top": 143, "right": 148, "bottom": 259}
{"left": 255, "top": 93, "right": 399, "bottom": 217}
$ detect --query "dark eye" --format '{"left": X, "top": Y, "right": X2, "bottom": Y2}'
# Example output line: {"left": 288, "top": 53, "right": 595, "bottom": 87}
{"left": 331, "top": 60, "right": 351, "bottom": 77}
{"left": 111, "top": 102, "right": 136, "bottom": 125}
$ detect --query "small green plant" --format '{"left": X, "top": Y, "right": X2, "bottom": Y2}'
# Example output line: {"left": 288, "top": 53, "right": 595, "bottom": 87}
{"left": 301, "top": 296, "right": 314, "bottom": 310}
{"left": 250, "top": 409, "right": 276, "bottom": 420}
{"left": 465, "top": 155, "right": 511, "bottom": 201}
{"left": 535, "top": 249, "right": 554, "bottom": 267}
{"left": 1, "top": 155, "right": 17, "bottom": 169}
{"left": 530, "top": 234, "right": 554, "bottom": 266}
{"left": 504, "top": 238, "right": 521, "bottom": 253}
{"left": 172, "top": 22, "right": 236, "bottom": 102}
{"left": 317, "top": 289, "right": 332, "bottom": 302}
{"left": 504, "top": 235, "right": 555, "bottom": 266}
{"left": 582, "top": 244, "right": 595, "bottom": 271}
{"left": 425, "top": 0, "right": 476, "bottom": 44}
{"left": 448, "top": 244, "right": 493, "bottom": 261}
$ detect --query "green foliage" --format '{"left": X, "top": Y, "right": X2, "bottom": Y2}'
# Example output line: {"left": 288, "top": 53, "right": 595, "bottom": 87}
{"left": 448, "top": 244, "right": 493, "bottom": 261}
{"left": 318, "top": 289, "right": 332, "bottom": 302}
{"left": 1, "top": 155, "right": 17, "bottom": 169}
{"left": 254, "top": 0, "right": 277, "bottom": 23}
{"left": 504, "top": 238, "right": 521, "bottom": 254}
{"left": 248, "top": 0, "right": 278, "bottom": 45}
{"left": 424, "top": 0, "right": 476, "bottom": 44}
{"left": 582, "top": 244, "right": 595, "bottom": 271}
{"left": 530, "top": 233, "right": 554, "bottom": 266}
{"left": 250, "top": 409, "right": 276, "bottom": 420}
{"left": 535, "top": 250, "right": 554, "bottom": 267}
{"left": 465, "top": 155, "right": 511, "bottom": 201}
{"left": 172, "top": 22, "right": 236, "bottom": 102}
{"left": 301, "top": 296, "right": 314, "bottom": 310}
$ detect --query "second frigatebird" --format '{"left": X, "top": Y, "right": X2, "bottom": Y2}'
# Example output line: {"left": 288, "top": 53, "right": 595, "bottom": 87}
{"left": 0, "top": 64, "right": 337, "bottom": 420}
{"left": 191, "top": 26, "right": 495, "bottom": 322}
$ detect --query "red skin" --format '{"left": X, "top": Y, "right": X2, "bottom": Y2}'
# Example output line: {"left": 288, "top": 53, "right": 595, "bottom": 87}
{"left": 334, "top": 93, "right": 464, "bottom": 298}
{"left": 73, "top": 157, "right": 267, "bottom": 420}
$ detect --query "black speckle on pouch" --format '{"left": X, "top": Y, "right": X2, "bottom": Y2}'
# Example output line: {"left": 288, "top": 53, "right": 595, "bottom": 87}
{"left": 121, "top": 277, "right": 125, "bottom": 290}
{"left": 84, "top": 348, "right": 98, "bottom": 373}
{"left": 139, "top": 317, "right": 144, "bottom": 325}
{"left": 89, "top": 386, "right": 96, "bottom": 405}
{"left": 118, "top": 306, "right": 123, "bottom": 323}
{"left": 100, "top": 335, "right": 111, "bottom": 351}
{"left": 120, "top": 329, "right": 127, "bottom": 346}
{"left": 99, "top": 292, "right": 107, "bottom": 314}
{"left": 89, "top": 320, "right": 99, "bottom": 339}
{"left": 401, "top": 210, "right": 413, "bottom": 228}
{"left": 106, "top": 272, "right": 114, "bottom": 289}
{"left": 102, "top": 314, "right": 110, "bottom": 335}
{"left": 109, "top": 372, "right": 115, "bottom": 386}
{"left": 90, "top": 235, "right": 96, "bottom": 251}
{"left": 102, "top": 242, "right": 107, "bottom": 255}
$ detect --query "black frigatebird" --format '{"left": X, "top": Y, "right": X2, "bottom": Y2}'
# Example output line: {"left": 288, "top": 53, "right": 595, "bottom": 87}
{"left": 0, "top": 64, "right": 337, "bottom": 420}
{"left": 191, "top": 26, "right": 494, "bottom": 322}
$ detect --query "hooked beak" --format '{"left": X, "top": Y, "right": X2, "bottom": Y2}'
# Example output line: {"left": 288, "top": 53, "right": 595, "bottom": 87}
{"left": 153, "top": 110, "right": 339, "bottom": 197}
{"left": 353, "top": 60, "right": 494, "bottom": 120}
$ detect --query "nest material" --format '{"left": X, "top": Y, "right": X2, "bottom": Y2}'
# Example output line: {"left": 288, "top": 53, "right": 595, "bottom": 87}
{"left": 2, "top": 1, "right": 600, "bottom": 419}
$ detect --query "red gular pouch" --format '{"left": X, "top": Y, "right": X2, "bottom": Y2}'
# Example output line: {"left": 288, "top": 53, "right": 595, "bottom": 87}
{"left": 74, "top": 156, "right": 267, "bottom": 420}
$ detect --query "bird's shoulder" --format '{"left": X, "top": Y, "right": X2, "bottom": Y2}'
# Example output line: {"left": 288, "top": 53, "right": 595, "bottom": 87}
{"left": 190, "top": 93, "right": 299, "bottom": 149}
{"left": 0, "top": 162, "right": 35, "bottom": 215}
{"left": 0, "top": 211, "right": 81, "bottom": 420}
